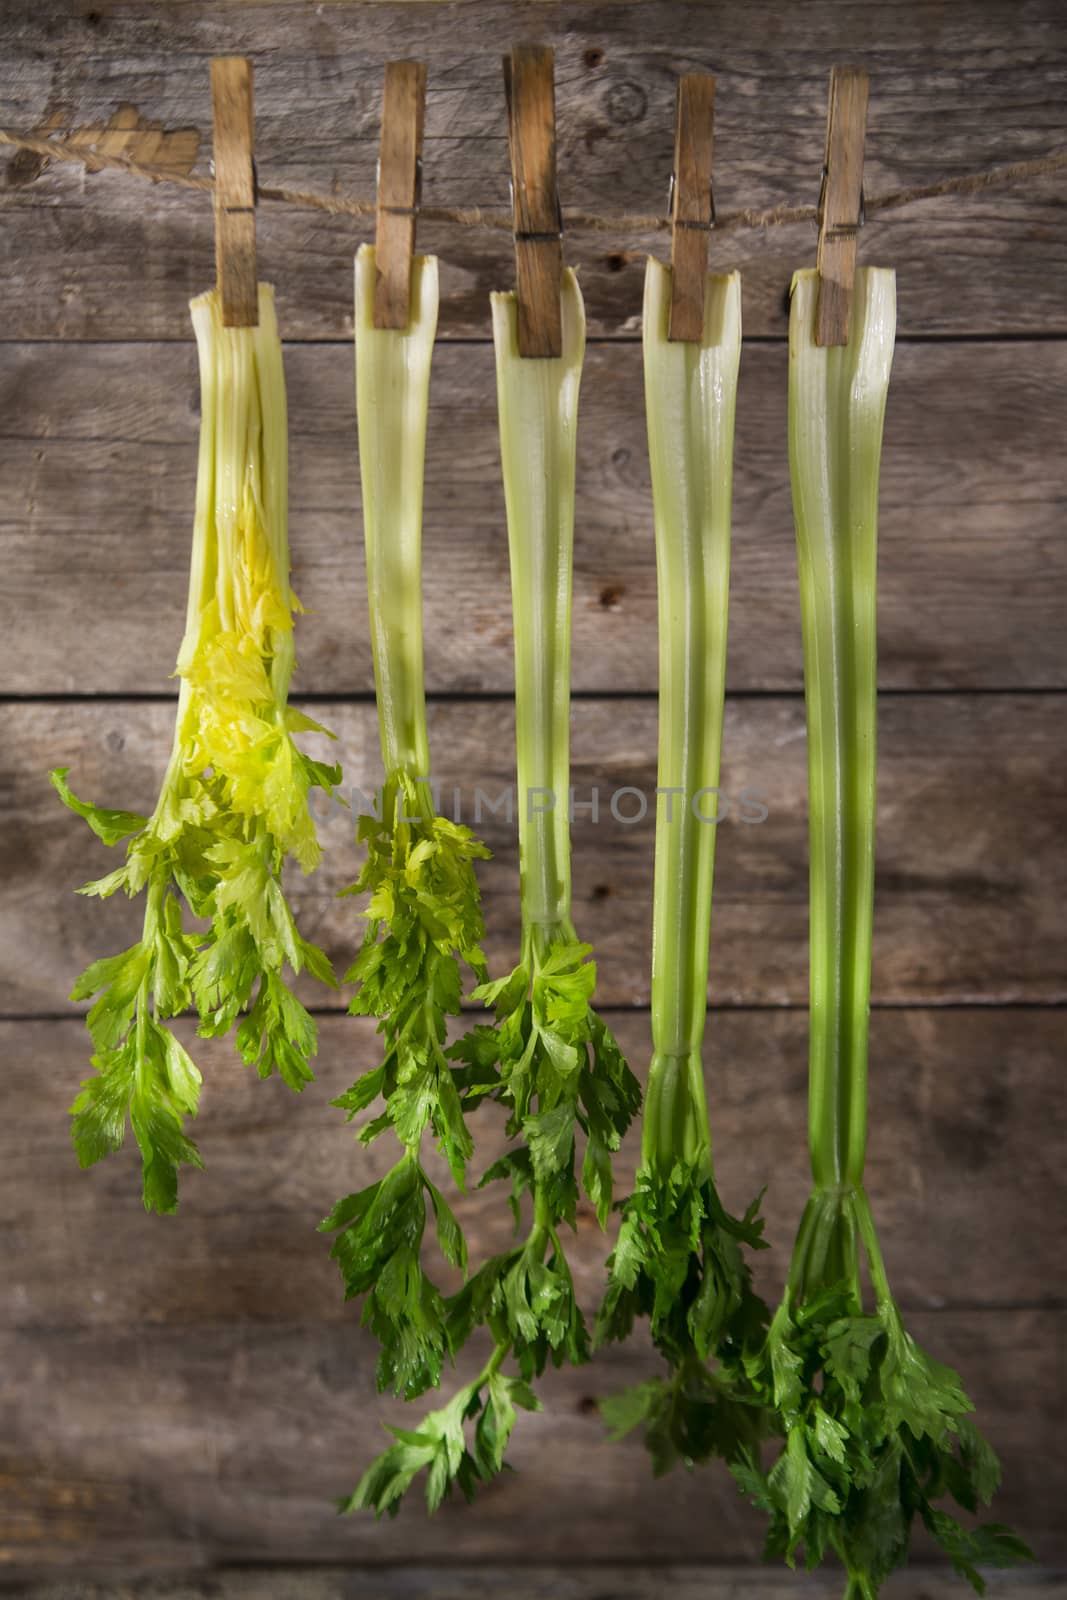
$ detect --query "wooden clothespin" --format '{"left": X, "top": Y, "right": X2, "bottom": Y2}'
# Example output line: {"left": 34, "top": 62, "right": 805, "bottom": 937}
{"left": 210, "top": 57, "right": 257, "bottom": 327}
{"left": 668, "top": 73, "right": 716, "bottom": 343}
{"left": 815, "top": 65, "right": 869, "bottom": 346}
{"left": 503, "top": 44, "right": 562, "bottom": 358}
{"left": 374, "top": 60, "right": 427, "bottom": 330}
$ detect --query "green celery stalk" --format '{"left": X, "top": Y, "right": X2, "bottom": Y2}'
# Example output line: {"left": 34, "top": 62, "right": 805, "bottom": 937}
{"left": 51, "top": 284, "right": 340, "bottom": 1213}
{"left": 597, "top": 259, "right": 768, "bottom": 1474}
{"left": 349, "top": 268, "right": 639, "bottom": 1520}
{"left": 474, "top": 269, "right": 638, "bottom": 1364}
{"left": 324, "top": 247, "right": 492, "bottom": 1406}
{"left": 788, "top": 264, "right": 892, "bottom": 1294}
{"left": 646, "top": 261, "right": 740, "bottom": 1172}
{"left": 794, "top": 276, "right": 883, "bottom": 1204}
{"left": 495, "top": 274, "right": 582, "bottom": 945}
{"left": 738, "top": 268, "right": 1032, "bottom": 1596}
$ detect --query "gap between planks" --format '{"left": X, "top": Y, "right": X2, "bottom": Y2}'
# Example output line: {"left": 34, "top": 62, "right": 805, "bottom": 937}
{"left": 2, "top": 331, "right": 1067, "bottom": 348}
{"left": 4, "top": 687, "right": 1067, "bottom": 706}
{"left": 5, "top": 1567, "right": 1066, "bottom": 1598}
{"left": 6, "top": 999, "right": 1067, "bottom": 1025}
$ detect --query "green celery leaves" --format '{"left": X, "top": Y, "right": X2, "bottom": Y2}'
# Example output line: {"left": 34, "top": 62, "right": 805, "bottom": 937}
{"left": 736, "top": 1192, "right": 1033, "bottom": 1595}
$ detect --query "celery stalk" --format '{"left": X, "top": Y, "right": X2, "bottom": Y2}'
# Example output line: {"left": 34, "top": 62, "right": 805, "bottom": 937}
{"left": 597, "top": 259, "right": 767, "bottom": 1475}
{"left": 449, "top": 266, "right": 638, "bottom": 1443}
{"left": 645, "top": 260, "right": 739, "bottom": 1174}
{"left": 354, "top": 246, "right": 434, "bottom": 784}
{"left": 738, "top": 269, "right": 1031, "bottom": 1596}
{"left": 52, "top": 284, "right": 339, "bottom": 1213}
{"left": 789, "top": 263, "right": 894, "bottom": 1279}
{"left": 326, "top": 247, "right": 491, "bottom": 1406}
{"left": 490, "top": 271, "right": 583, "bottom": 940}
{"left": 790, "top": 267, "right": 891, "bottom": 1198}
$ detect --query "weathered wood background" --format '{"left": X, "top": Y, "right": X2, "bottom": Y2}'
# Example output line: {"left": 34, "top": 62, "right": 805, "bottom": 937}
{"left": 1, "top": 1, "right": 1064, "bottom": 1595}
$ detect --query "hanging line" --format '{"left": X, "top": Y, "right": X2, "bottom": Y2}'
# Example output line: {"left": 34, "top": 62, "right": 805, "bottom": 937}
{"left": 1, "top": 126, "right": 1065, "bottom": 238}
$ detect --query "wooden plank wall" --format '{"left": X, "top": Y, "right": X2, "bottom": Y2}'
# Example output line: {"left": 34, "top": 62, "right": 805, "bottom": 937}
{"left": 1, "top": 2, "right": 1064, "bottom": 1595}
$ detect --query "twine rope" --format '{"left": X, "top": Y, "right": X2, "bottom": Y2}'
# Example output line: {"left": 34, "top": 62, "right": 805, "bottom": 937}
{"left": 2, "top": 127, "right": 1065, "bottom": 237}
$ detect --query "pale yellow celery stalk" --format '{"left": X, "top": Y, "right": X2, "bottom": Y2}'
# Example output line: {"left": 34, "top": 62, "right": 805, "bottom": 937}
{"left": 146, "top": 283, "right": 223, "bottom": 841}
{"left": 353, "top": 244, "right": 436, "bottom": 792}
{"left": 53, "top": 282, "right": 337, "bottom": 1215}
{"left": 175, "top": 285, "right": 309, "bottom": 859}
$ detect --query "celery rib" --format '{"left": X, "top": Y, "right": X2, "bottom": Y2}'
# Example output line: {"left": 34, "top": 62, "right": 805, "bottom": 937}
{"left": 737, "top": 268, "right": 1031, "bottom": 1597}
{"left": 490, "top": 274, "right": 584, "bottom": 936}
{"left": 597, "top": 260, "right": 768, "bottom": 1478}
{"left": 646, "top": 260, "right": 739, "bottom": 1166}
{"left": 789, "top": 267, "right": 892, "bottom": 1193}
{"left": 355, "top": 248, "right": 435, "bottom": 783}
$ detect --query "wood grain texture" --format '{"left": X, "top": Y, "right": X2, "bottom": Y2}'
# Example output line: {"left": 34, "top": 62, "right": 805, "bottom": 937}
{"left": 8, "top": 1575, "right": 1067, "bottom": 1600}
{"left": 0, "top": 1, "right": 1064, "bottom": 339}
{"left": 815, "top": 66, "right": 869, "bottom": 347}
{"left": 374, "top": 61, "right": 426, "bottom": 331}
{"left": 0, "top": 0, "right": 1064, "bottom": 1588}
{"left": 668, "top": 73, "right": 715, "bottom": 343}
{"left": 209, "top": 58, "right": 257, "bottom": 328}
{"left": 3, "top": 695, "right": 1064, "bottom": 1017}
{"left": 505, "top": 44, "right": 562, "bottom": 358}
{"left": 1, "top": 339, "right": 1063, "bottom": 697}
{"left": 4, "top": 1010, "right": 1063, "bottom": 1331}
{"left": 0, "top": 1311, "right": 1059, "bottom": 1574}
